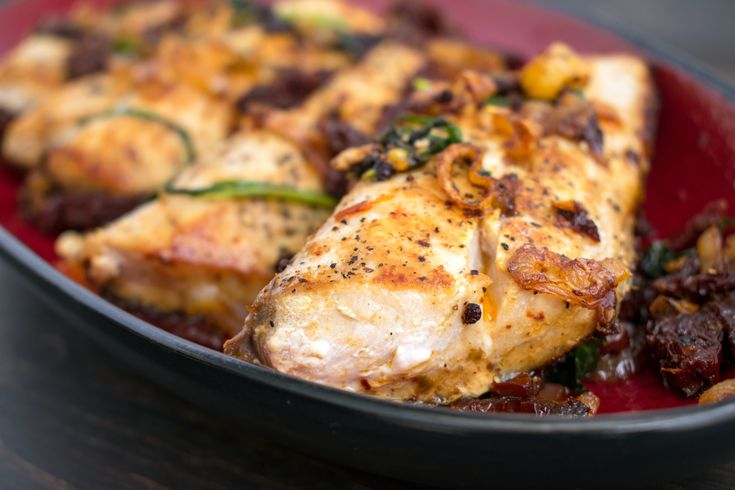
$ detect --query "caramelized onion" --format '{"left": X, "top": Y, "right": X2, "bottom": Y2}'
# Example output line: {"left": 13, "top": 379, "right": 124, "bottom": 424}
{"left": 491, "top": 112, "right": 539, "bottom": 162}
{"left": 507, "top": 243, "right": 631, "bottom": 328}
{"left": 435, "top": 143, "right": 492, "bottom": 212}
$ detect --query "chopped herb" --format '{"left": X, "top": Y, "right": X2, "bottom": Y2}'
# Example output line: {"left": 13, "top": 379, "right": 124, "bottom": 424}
{"left": 485, "top": 95, "right": 510, "bottom": 107}
{"left": 574, "top": 338, "right": 601, "bottom": 382}
{"left": 164, "top": 180, "right": 338, "bottom": 208}
{"left": 276, "top": 11, "right": 349, "bottom": 32}
{"left": 112, "top": 38, "right": 138, "bottom": 56}
{"left": 381, "top": 115, "right": 462, "bottom": 162}
{"left": 640, "top": 240, "right": 677, "bottom": 279}
{"left": 350, "top": 115, "right": 462, "bottom": 182}
{"left": 412, "top": 77, "right": 433, "bottom": 91}
{"left": 361, "top": 168, "right": 376, "bottom": 180}
{"left": 79, "top": 107, "right": 196, "bottom": 163}
{"left": 545, "top": 338, "right": 601, "bottom": 392}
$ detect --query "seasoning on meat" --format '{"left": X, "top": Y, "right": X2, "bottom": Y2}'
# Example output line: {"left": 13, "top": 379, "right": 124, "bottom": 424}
{"left": 462, "top": 303, "right": 482, "bottom": 324}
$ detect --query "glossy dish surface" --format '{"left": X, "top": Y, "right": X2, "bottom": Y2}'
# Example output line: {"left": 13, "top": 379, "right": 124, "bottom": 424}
{"left": 1, "top": 0, "right": 735, "bottom": 487}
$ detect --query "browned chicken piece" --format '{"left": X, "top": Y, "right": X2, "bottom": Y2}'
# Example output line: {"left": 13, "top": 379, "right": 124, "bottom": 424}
{"left": 20, "top": 78, "right": 233, "bottom": 232}
{"left": 225, "top": 43, "right": 656, "bottom": 403}
{"left": 3, "top": 72, "right": 134, "bottom": 170}
{"left": 0, "top": 0, "right": 193, "bottom": 138}
{"left": 12, "top": 0, "right": 393, "bottom": 232}
{"left": 56, "top": 41, "right": 427, "bottom": 335}
{"left": 57, "top": 131, "right": 330, "bottom": 334}
{"left": 0, "top": 35, "right": 73, "bottom": 124}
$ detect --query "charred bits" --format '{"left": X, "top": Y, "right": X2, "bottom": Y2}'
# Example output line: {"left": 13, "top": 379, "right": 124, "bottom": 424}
{"left": 553, "top": 200, "right": 600, "bottom": 242}
{"left": 462, "top": 303, "right": 482, "bottom": 324}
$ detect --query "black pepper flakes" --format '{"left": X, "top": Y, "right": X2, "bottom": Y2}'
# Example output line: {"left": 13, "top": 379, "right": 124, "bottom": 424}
{"left": 348, "top": 255, "right": 358, "bottom": 265}
{"left": 470, "top": 269, "right": 479, "bottom": 275}
{"left": 501, "top": 243, "right": 509, "bottom": 251}
{"left": 418, "top": 255, "right": 426, "bottom": 262}
{"left": 462, "top": 303, "right": 482, "bottom": 324}
{"left": 417, "top": 239, "right": 430, "bottom": 248}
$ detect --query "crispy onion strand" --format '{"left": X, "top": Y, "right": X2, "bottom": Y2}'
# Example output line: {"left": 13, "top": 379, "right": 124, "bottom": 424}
{"left": 436, "top": 143, "right": 496, "bottom": 212}
{"left": 507, "top": 243, "right": 631, "bottom": 329}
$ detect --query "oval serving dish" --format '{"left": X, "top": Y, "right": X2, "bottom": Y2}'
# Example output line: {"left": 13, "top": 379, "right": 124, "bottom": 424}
{"left": 1, "top": 0, "right": 735, "bottom": 487}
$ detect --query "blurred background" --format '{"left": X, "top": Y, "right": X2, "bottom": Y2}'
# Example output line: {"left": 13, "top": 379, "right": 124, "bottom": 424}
{"left": 538, "top": 0, "right": 735, "bottom": 80}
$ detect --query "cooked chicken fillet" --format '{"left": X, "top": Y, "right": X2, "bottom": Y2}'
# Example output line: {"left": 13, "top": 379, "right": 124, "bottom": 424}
{"left": 57, "top": 42, "right": 426, "bottom": 334}
{"left": 57, "top": 131, "right": 329, "bottom": 334}
{"left": 42, "top": 82, "right": 233, "bottom": 196}
{"left": 225, "top": 52, "right": 655, "bottom": 402}
{"left": 3, "top": 74, "right": 131, "bottom": 168}
{"left": 3, "top": 26, "right": 335, "bottom": 170}
{"left": 0, "top": 0, "right": 191, "bottom": 134}
{"left": 0, "top": 35, "right": 72, "bottom": 117}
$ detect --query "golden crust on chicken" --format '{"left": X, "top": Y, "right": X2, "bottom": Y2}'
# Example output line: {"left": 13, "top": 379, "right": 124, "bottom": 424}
{"left": 57, "top": 130, "right": 330, "bottom": 334}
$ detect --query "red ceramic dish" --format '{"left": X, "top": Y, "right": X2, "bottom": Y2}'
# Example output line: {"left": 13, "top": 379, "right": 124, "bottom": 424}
{"left": 1, "top": 1, "right": 735, "bottom": 487}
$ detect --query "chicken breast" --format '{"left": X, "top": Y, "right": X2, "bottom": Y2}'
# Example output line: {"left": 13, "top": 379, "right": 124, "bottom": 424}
{"left": 57, "top": 131, "right": 329, "bottom": 334}
{"left": 11, "top": 0, "right": 409, "bottom": 234}
{"left": 19, "top": 79, "right": 234, "bottom": 232}
{"left": 0, "top": 35, "right": 72, "bottom": 119}
{"left": 56, "top": 41, "right": 427, "bottom": 334}
{"left": 4, "top": 74, "right": 134, "bottom": 169}
{"left": 225, "top": 46, "right": 656, "bottom": 403}
{"left": 42, "top": 82, "right": 233, "bottom": 196}
{"left": 0, "top": 0, "right": 195, "bottom": 139}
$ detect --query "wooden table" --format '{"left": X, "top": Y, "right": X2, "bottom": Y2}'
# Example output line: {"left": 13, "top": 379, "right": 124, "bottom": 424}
{"left": 2, "top": 1, "right": 735, "bottom": 488}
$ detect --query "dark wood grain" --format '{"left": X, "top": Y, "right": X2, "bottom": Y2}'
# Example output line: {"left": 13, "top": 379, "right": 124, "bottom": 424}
{"left": 0, "top": 261, "right": 422, "bottom": 490}
{"left": 1, "top": 1, "right": 735, "bottom": 488}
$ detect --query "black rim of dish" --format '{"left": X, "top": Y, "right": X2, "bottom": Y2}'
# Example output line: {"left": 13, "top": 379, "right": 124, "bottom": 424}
{"left": 1, "top": 0, "right": 735, "bottom": 434}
